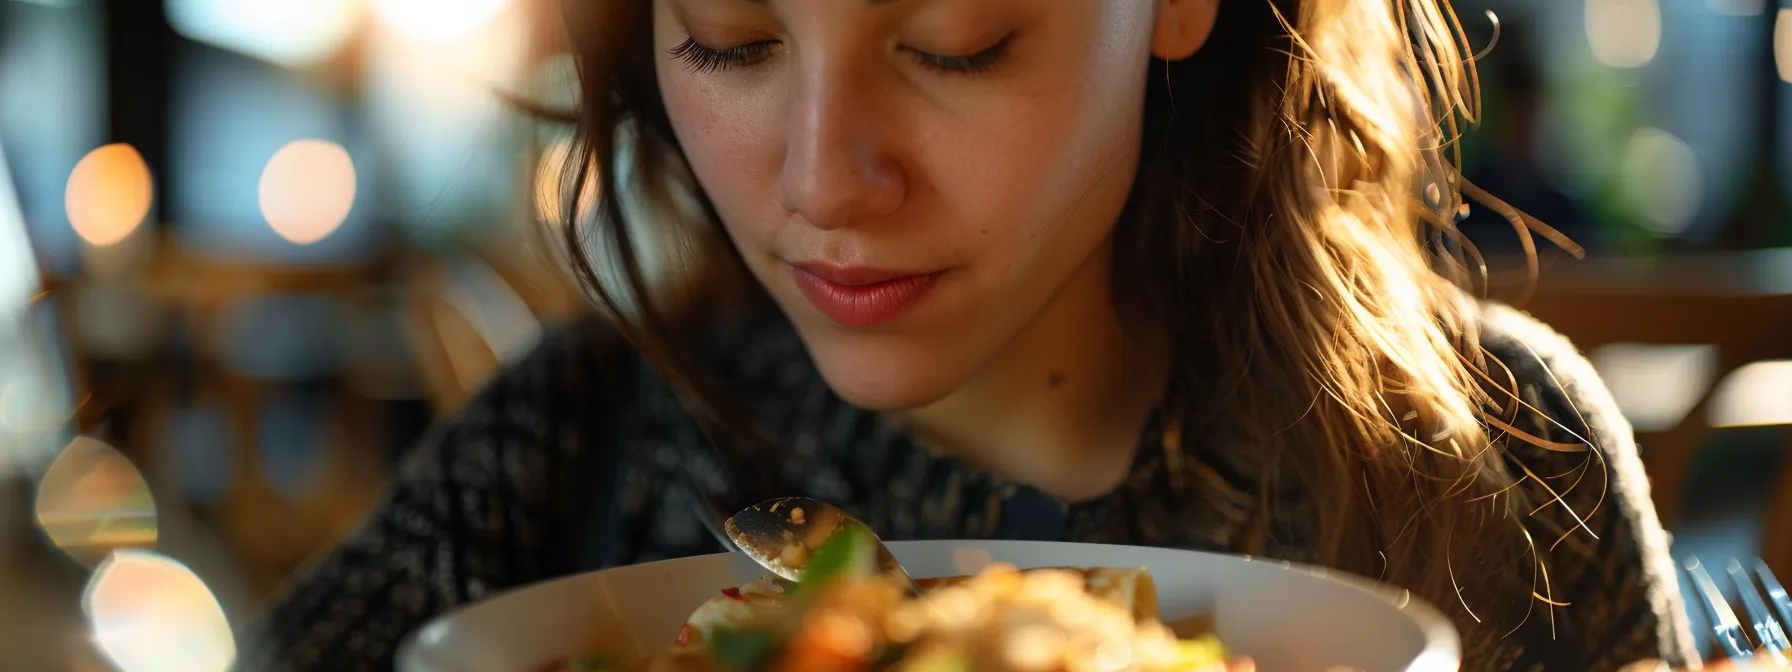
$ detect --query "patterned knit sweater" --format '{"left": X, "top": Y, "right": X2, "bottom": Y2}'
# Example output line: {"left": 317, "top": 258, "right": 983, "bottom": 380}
{"left": 242, "top": 302, "right": 1697, "bottom": 671}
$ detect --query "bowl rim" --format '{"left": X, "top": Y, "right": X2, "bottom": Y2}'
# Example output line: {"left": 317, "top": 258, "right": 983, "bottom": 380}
{"left": 397, "top": 540, "right": 1462, "bottom": 672}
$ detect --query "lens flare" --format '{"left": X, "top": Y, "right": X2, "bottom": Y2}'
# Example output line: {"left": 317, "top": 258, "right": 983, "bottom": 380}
{"left": 34, "top": 437, "right": 157, "bottom": 567}
{"left": 85, "top": 550, "right": 235, "bottom": 672}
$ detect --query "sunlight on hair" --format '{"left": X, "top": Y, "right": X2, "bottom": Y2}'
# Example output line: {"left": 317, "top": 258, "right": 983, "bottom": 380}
{"left": 1708, "top": 360, "right": 1792, "bottom": 428}
{"left": 259, "top": 139, "right": 356, "bottom": 245}
{"left": 1586, "top": 0, "right": 1662, "bottom": 69}
{"left": 533, "top": 139, "right": 601, "bottom": 224}
{"left": 1775, "top": 10, "right": 1792, "bottom": 83}
{"left": 35, "top": 437, "right": 157, "bottom": 567}
{"left": 533, "top": 138, "right": 571, "bottom": 223}
{"left": 1588, "top": 344, "right": 1717, "bottom": 432}
{"left": 166, "top": 0, "right": 357, "bottom": 66}
{"left": 84, "top": 550, "right": 234, "bottom": 672}
{"left": 65, "top": 144, "right": 153, "bottom": 247}
{"left": 372, "top": 0, "right": 512, "bottom": 44}
{"left": 1616, "top": 127, "right": 1703, "bottom": 237}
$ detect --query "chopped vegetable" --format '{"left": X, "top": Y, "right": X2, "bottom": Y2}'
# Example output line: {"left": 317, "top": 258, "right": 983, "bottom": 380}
{"left": 890, "top": 644, "right": 971, "bottom": 672}
{"left": 1177, "top": 635, "right": 1229, "bottom": 665}
{"left": 795, "top": 523, "right": 875, "bottom": 594}
{"left": 709, "top": 628, "right": 781, "bottom": 670}
{"left": 872, "top": 643, "right": 910, "bottom": 666}
{"left": 569, "top": 654, "right": 618, "bottom": 670}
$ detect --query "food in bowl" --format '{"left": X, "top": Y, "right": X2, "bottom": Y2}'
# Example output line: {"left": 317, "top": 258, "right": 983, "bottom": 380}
{"left": 542, "top": 527, "right": 1252, "bottom": 672}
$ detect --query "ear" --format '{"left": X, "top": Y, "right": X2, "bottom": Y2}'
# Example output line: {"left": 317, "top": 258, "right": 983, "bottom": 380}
{"left": 1152, "top": 0, "right": 1220, "bottom": 61}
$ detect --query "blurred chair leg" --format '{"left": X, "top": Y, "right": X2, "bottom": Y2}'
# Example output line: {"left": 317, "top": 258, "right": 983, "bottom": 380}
{"left": 1640, "top": 429, "right": 1701, "bottom": 532}
{"left": 1764, "top": 434, "right": 1792, "bottom": 588}
{"left": 310, "top": 390, "right": 388, "bottom": 542}
{"left": 1637, "top": 345, "right": 1772, "bottom": 531}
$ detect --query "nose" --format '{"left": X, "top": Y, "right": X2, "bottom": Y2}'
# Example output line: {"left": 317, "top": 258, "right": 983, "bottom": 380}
{"left": 777, "top": 64, "right": 907, "bottom": 230}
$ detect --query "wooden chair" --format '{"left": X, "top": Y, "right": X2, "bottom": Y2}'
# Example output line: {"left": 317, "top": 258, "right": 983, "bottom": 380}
{"left": 60, "top": 233, "right": 396, "bottom": 598}
{"left": 1519, "top": 249, "right": 1792, "bottom": 578}
{"left": 402, "top": 252, "right": 553, "bottom": 416}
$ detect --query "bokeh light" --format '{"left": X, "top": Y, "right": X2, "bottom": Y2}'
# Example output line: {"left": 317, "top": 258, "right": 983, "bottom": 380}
{"left": 166, "top": 0, "right": 358, "bottom": 67}
{"left": 372, "top": 0, "right": 513, "bottom": 44}
{"left": 258, "top": 139, "right": 356, "bottom": 245}
{"left": 1586, "top": 0, "right": 1662, "bottom": 69}
{"left": 65, "top": 144, "right": 153, "bottom": 247}
{"left": 35, "top": 437, "right": 157, "bottom": 567}
{"left": 1589, "top": 344, "right": 1719, "bottom": 432}
{"left": 84, "top": 550, "right": 234, "bottom": 672}
{"left": 1709, "top": 360, "right": 1792, "bottom": 428}
{"left": 1616, "top": 127, "right": 1704, "bottom": 237}
{"left": 362, "top": 0, "right": 530, "bottom": 242}
{"left": 1775, "top": 9, "right": 1792, "bottom": 83}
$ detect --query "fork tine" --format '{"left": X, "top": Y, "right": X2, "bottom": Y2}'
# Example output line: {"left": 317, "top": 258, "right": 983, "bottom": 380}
{"left": 1727, "top": 559, "right": 1791, "bottom": 656}
{"left": 1755, "top": 560, "right": 1792, "bottom": 647}
{"left": 1686, "top": 557, "right": 1755, "bottom": 659}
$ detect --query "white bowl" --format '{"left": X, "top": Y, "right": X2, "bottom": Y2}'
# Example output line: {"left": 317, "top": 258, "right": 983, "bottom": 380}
{"left": 397, "top": 540, "right": 1459, "bottom": 672}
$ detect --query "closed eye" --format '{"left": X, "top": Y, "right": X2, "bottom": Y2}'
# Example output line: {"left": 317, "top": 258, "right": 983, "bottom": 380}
{"left": 909, "top": 33, "right": 1014, "bottom": 74}
{"left": 669, "top": 37, "right": 779, "bottom": 74}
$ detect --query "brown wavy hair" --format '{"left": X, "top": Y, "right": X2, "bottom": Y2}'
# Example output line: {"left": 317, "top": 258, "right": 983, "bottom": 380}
{"left": 535, "top": 0, "right": 1588, "bottom": 632}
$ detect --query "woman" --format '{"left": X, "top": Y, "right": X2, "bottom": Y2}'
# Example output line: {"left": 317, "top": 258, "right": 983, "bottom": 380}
{"left": 246, "top": 0, "right": 1699, "bottom": 670}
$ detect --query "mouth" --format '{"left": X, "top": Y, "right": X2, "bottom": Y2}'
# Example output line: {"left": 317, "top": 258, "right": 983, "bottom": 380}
{"left": 789, "top": 262, "right": 945, "bottom": 328}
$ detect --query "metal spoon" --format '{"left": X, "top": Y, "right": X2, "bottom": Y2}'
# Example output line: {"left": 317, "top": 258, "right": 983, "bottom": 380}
{"left": 725, "top": 496, "right": 920, "bottom": 594}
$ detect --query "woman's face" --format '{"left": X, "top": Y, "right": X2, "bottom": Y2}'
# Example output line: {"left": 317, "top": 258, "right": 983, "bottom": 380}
{"left": 654, "top": 0, "right": 1162, "bottom": 411}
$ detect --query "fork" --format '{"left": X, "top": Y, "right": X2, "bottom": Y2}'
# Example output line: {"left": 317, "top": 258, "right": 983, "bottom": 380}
{"left": 1684, "top": 557, "right": 1792, "bottom": 665}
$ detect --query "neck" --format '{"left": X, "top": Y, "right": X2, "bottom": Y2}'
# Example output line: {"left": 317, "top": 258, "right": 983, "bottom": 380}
{"left": 892, "top": 242, "right": 1171, "bottom": 502}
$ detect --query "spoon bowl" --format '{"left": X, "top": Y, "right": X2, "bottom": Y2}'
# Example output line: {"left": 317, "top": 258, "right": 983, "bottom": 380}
{"left": 724, "top": 496, "right": 919, "bottom": 593}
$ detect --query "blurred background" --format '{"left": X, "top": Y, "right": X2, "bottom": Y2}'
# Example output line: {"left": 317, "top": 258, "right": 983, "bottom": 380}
{"left": 0, "top": 0, "right": 1788, "bottom": 669}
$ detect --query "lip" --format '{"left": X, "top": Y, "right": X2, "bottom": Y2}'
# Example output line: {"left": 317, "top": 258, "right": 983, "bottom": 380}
{"left": 790, "top": 262, "right": 944, "bottom": 328}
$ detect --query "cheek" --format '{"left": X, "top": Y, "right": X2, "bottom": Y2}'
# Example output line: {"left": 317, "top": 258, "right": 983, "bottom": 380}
{"left": 926, "top": 65, "right": 1147, "bottom": 266}
{"left": 657, "top": 70, "right": 784, "bottom": 245}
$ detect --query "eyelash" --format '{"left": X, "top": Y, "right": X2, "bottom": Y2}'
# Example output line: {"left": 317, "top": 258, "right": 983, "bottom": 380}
{"left": 668, "top": 34, "right": 1013, "bottom": 75}
{"left": 669, "top": 37, "right": 778, "bottom": 74}
{"left": 913, "top": 34, "right": 1013, "bottom": 74}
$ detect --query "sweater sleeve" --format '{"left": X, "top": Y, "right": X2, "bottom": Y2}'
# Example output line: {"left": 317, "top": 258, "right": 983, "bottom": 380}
{"left": 1473, "top": 303, "right": 1699, "bottom": 671}
{"left": 236, "top": 320, "right": 640, "bottom": 672}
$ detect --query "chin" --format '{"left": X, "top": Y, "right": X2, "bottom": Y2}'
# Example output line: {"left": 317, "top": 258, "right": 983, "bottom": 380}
{"left": 798, "top": 335, "right": 969, "bottom": 412}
